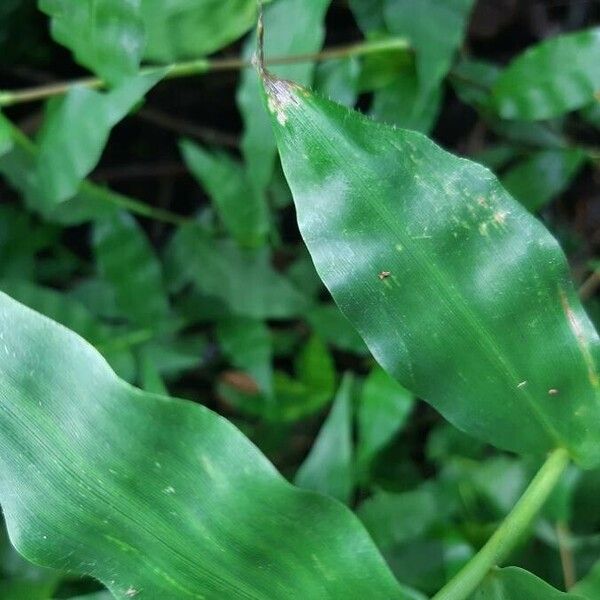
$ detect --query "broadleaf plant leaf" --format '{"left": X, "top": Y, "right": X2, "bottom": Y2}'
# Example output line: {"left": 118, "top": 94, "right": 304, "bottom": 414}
{"left": 35, "top": 73, "right": 163, "bottom": 204}
{"left": 93, "top": 211, "right": 170, "bottom": 329}
{"left": 180, "top": 140, "right": 269, "bottom": 247}
{"left": 294, "top": 374, "right": 354, "bottom": 504}
{"left": 0, "top": 291, "right": 407, "bottom": 599}
{"left": 38, "top": 0, "right": 145, "bottom": 86}
{"left": 491, "top": 27, "right": 600, "bottom": 120}
{"left": 262, "top": 71, "right": 600, "bottom": 467}
{"left": 357, "top": 366, "right": 414, "bottom": 476}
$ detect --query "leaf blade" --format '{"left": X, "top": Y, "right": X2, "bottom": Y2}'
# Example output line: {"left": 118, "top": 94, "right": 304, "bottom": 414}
{"left": 263, "top": 74, "right": 600, "bottom": 467}
{"left": 0, "top": 291, "right": 406, "bottom": 599}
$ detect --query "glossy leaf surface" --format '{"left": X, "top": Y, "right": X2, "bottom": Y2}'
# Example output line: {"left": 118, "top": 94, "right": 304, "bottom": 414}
{"left": 38, "top": 0, "right": 144, "bottom": 86}
{"left": 491, "top": 28, "right": 600, "bottom": 120}
{"left": 0, "top": 292, "right": 406, "bottom": 599}
{"left": 263, "top": 74, "right": 600, "bottom": 467}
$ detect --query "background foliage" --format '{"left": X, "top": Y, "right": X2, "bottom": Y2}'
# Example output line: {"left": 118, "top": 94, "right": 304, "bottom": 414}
{"left": 0, "top": 0, "right": 599, "bottom": 598}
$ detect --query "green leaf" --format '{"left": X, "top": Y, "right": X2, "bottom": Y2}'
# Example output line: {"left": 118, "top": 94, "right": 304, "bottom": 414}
{"left": 35, "top": 73, "right": 162, "bottom": 204}
{"left": 0, "top": 279, "right": 135, "bottom": 381}
{"left": 491, "top": 28, "right": 600, "bottom": 120}
{"left": 472, "top": 567, "right": 586, "bottom": 599}
{"left": 358, "top": 487, "right": 438, "bottom": 550}
{"left": 295, "top": 334, "right": 336, "bottom": 403}
{"left": 139, "top": 0, "right": 265, "bottom": 63}
{"left": 357, "top": 366, "right": 414, "bottom": 475}
{"left": 165, "top": 225, "right": 310, "bottom": 320}
{"left": 502, "top": 149, "right": 586, "bottom": 212}
{"left": 93, "top": 211, "right": 170, "bottom": 329}
{"left": 236, "top": 0, "right": 331, "bottom": 196}
{"left": 383, "top": 0, "right": 475, "bottom": 115}
{"left": 263, "top": 74, "right": 600, "bottom": 467}
{"left": 217, "top": 317, "right": 273, "bottom": 396}
{"left": 295, "top": 374, "right": 355, "bottom": 504}
{"left": 38, "top": 0, "right": 144, "bottom": 86}
{"left": 0, "top": 291, "right": 407, "bottom": 599}
{"left": 180, "top": 140, "right": 269, "bottom": 247}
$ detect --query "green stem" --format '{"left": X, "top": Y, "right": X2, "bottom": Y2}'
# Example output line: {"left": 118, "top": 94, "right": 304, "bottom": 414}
{"left": 0, "top": 37, "right": 409, "bottom": 107}
{"left": 433, "top": 447, "right": 570, "bottom": 600}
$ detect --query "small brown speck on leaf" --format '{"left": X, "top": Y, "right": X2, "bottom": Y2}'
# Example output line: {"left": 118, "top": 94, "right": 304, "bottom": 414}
{"left": 379, "top": 271, "right": 391, "bottom": 280}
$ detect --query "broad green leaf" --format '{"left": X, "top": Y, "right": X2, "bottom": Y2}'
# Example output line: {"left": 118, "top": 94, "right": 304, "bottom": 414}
{"left": 358, "top": 488, "right": 438, "bottom": 549}
{"left": 472, "top": 567, "right": 586, "bottom": 599}
{"left": 0, "top": 279, "right": 135, "bottom": 381}
{"left": 35, "top": 73, "right": 162, "bottom": 204}
{"left": 216, "top": 317, "right": 273, "bottom": 396}
{"left": 383, "top": 0, "right": 475, "bottom": 118}
{"left": 139, "top": 0, "right": 266, "bottom": 63}
{"left": 263, "top": 73, "right": 600, "bottom": 467}
{"left": 180, "top": 140, "right": 269, "bottom": 247}
{"left": 165, "top": 225, "right": 310, "bottom": 320}
{"left": 295, "top": 374, "right": 354, "bottom": 504}
{"left": 357, "top": 366, "right": 414, "bottom": 474}
{"left": 0, "top": 291, "right": 407, "bottom": 599}
{"left": 236, "top": 0, "right": 330, "bottom": 197}
{"left": 38, "top": 0, "right": 144, "bottom": 86}
{"left": 501, "top": 149, "right": 586, "bottom": 212}
{"left": 491, "top": 28, "right": 600, "bottom": 120}
{"left": 93, "top": 211, "right": 170, "bottom": 329}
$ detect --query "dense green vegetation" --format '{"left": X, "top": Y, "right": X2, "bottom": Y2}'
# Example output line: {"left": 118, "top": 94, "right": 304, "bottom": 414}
{"left": 0, "top": 1, "right": 599, "bottom": 598}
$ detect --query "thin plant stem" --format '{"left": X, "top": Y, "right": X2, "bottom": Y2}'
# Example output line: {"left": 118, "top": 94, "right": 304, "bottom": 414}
{"left": 433, "top": 448, "right": 570, "bottom": 600}
{"left": 0, "top": 37, "right": 410, "bottom": 108}
{"left": 556, "top": 521, "right": 577, "bottom": 590}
